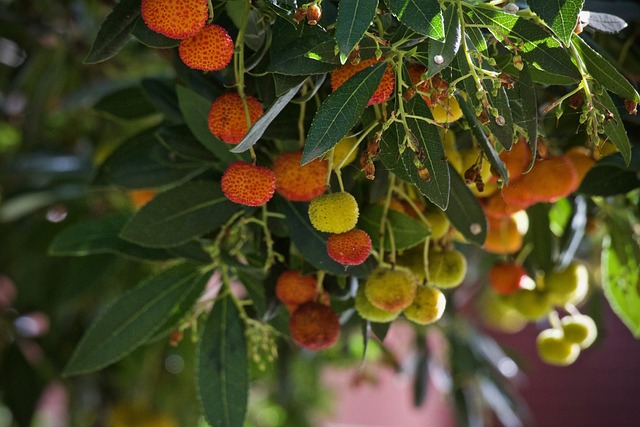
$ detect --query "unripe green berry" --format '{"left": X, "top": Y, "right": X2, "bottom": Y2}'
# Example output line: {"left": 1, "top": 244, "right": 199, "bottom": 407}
{"left": 427, "top": 249, "right": 467, "bottom": 289}
{"left": 536, "top": 328, "right": 580, "bottom": 366}
{"left": 403, "top": 285, "right": 446, "bottom": 325}
{"left": 364, "top": 267, "right": 417, "bottom": 312}
{"left": 561, "top": 314, "right": 597, "bottom": 349}
{"left": 354, "top": 285, "right": 399, "bottom": 323}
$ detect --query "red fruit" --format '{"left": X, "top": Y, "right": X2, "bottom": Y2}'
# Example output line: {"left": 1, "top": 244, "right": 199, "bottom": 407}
{"left": 306, "top": 4, "right": 322, "bottom": 25}
{"left": 208, "top": 93, "right": 264, "bottom": 144}
{"left": 221, "top": 162, "right": 276, "bottom": 206}
{"left": 407, "top": 63, "right": 449, "bottom": 107}
{"left": 141, "top": 0, "right": 208, "bottom": 40}
{"left": 289, "top": 302, "right": 340, "bottom": 351}
{"left": 179, "top": 24, "right": 234, "bottom": 71}
{"left": 326, "top": 229, "right": 372, "bottom": 266}
{"left": 488, "top": 262, "right": 528, "bottom": 295}
{"left": 273, "top": 151, "right": 328, "bottom": 201}
{"left": 331, "top": 57, "right": 395, "bottom": 106}
{"left": 275, "top": 270, "right": 318, "bottom": 309}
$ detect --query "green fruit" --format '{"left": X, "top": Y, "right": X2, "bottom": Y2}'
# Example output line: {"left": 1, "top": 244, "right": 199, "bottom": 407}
{"left": 561, "top": 314, "right": 597, "bottom": 349}
{"left": 423, "top": 208, "right": 450, "bottom": 240}
{"left": 545, "top": 262, "right": 589, "bottom": 306}
{"left": 427, "top": 249, "right": 467, "bottom": 289}
{"left": 398, "top": 245, "right": 427, "bottom": 281}
{"left": 364, "top": 267, "right": 417, "bottom": 312}
{"left": 477, "top": 290, "right": 528, "bottom": 333}
{"left": 354, "top": 285, "right": 399, "bottom": 323}
{"left": 536, "top": 328, "right": 580, "bottom": 366}
{"left": 509, "top": 288, "right": 552, "bottom": 321}
{"left": 403, "top": 285, "right": 446, "bottom": 325}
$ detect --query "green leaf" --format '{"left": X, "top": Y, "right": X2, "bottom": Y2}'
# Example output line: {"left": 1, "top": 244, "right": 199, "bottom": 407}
{"left": 573, "top": 36, "right": 640, "bottom": 102}
{"left": 425, "top": 5, "right": 461, "bottom": 78}
{"left": 157, "top": 125, "right": 218, "bottom": 162}
{"left": 597, "top": 89, "right": 631, "bottom": 165}
{"left": 527, "top": 0, "right": 584, "bottom": 45}
{"left": 93, "top": 130, "right": 210, "bottom": 189}
{"left": 176, "top": 85, "right": 249, "bottom": 166}
{"left": 525, "top": 203, "right": 555, "bottom": 272}
{"left": 358, "top": 205, "right": 430, "bottom": 251}
{"left": 198, "top": 295, "right": 249, "bottom": 427}
{"left": 379, "top": 121, "right": 413, "bottom": 183}
{"left": 518, "top": 63, "right": 538, "bottom": 161}
{"left": 485, "top": 86, "right": 514, "bottom": 151}
{"left": 230, "top": 81, "right": 305, "bottom": 153}
{"left": 84, "top": 0, "right": 141, "bottom": 64}
{"left": 335, "top": 0, "right": 379, "bottom": 63}
{"left": 444, "top": 166, "right": 487, "bottom": 245}
{"left": 578, "top": 147, "right": 640, "bottom": 196}
{"left": 48, "top": 213, "right": 176, "bottom": 261}
{"left": 302, "top": 61, "right": 386, "bottom": 164}
{"left": 120, "top": 181, "right": 241, "bottom": 248}
{"left": 94, "top": 86, "right": 157, "bottom": 119}
{"left": 132, "top": 17, "right": 180, "bottom": 48}
{"left": 273, "top": 74, "right": 307, "bottom": 97}
{"left": 63, "top": 264, "right": 207, "bottom": 375}
{"left": 141, "top": 78, "right": 182, "bottom": 121}
{"left": 387, "top": 0, "right": 444, "bottom": 40}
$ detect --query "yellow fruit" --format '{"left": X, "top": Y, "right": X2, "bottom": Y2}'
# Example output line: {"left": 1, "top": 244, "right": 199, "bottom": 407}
{"left": 593, "top": 138, "right": 618, "bottom": 160}
{"left": 545, "top": 262, "right": 589, "bottom": 306}
{"left": 536, "top": 328, "right": 580, "bottom": 366}
{"left": 561, "top": 314, "right": 597, "bottom": 349}
{"left": 308, "top": 192, "right": 359, "bottom": 234}
{"left": 403, "top": 285, "right": 446, "bottom": 325}
{"left": 354, "top": 285, "right": 400, "bottom": 323}
{"left": 423, "top": 208, "right": 450, "bottom": 240}
{"left": 364, "top": 267, "right": 417, "bottom": 312}
{"left": 477, "top": 291, "right": 527, "bottom": 333}
{"left": 430, "top": 95, "right": 463, "bottom": 124}
{"left": 427, "top": 249, "right": 467, "bottom": 289}
{"left": 509, "top": 288, "right": 552, "bottom": 321}
{"left": 331, "top": 135, "right": 359, "bottom": 170}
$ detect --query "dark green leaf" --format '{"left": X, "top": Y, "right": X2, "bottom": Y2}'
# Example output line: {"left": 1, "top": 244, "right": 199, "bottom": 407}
{"left": 231, "top": 81, "right": 305, "bottom": 153}
{"left": 485, "top": 86, "right": 514, "bottom": 151}
{"left": 578, "top": 147, "right": 640, "bottom": 196}
{"left": 141, "top": 78, "right": 182, "bottom": 121}
{"left": 370, "top": 321, "right": 391, "bottom": 341}
{"left": 387, "top": 0, "right": 444, "bottom": 40}
{"left": 335, "top": 0, "right": 379, "bottom": 63}
{"left": 379, "top": 121, "right": 413, "bottom": 182}
{"left": 157, "top": 125, "right": 218, "bottom": 162}
{"left": 518, "top": 63, "right": 538, "bottom": 163}
{"left": 426, "top": 5, "right": 461, "bottom": 78}
{"left": 120, "top": 181, "right": 241, "bottom": 248}
{"left": 84, "top": 0, "right": 141, "bottom": 64}
{"left": 198, "top": 295, "right": 249, "bottom": 427}
{"left": 63, "top": 264, "right": 207, "bottom": 375}
{"left": 597, "top": 90, "right": 631, "bottom": 165}
{"left": 413, "top": 337, "right": 429, "bottom": 407}
{"left": 94, "top": 86, "right": 157, "bottom": 119}
{"left": 525, "top": 203, "right": 555, "bottom": 272}
{"left": 445, "top": 166, "right": 487, "bottom": 245}
{"left": 167, "top": 240, "right": 213, "bottom": 264}
{"left": 132, "top": 16, "right": 180, "bottom": 48}
{"left": 273, "top": 74, "right": 307, "bottom": 97}
{"left": 527, "top": 0, "right": 584, "bottom": 45}
{"left": 358, "top": 205, "right": 430, "bottom": 251}
{"left": 302, "top": 61, "right": 386, "bottom": 164}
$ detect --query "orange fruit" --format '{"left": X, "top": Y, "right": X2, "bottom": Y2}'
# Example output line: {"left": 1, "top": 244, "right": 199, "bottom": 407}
{"left": 565, "top": 146, "right": 595, "bottom": 185}
{"left": 179, "top": 24, "right": 234, "bottom": 71}
{"left": 481, "top": 192, "right": 523, "bottom": 219}
{"left": 326, "top": 229, "right": 372, "bottom": 266}
{"left": 273, "top": 151, "right": 328, "bottom": 202}
{"left": 141, "top": 0, "right": 208, "bottom": 40}
{"left": 488, "top": 262, "right": 528, "bottom": 295}
{"left": 207, "top": 93, "right": 263, "bottom": 144}
{"left": 221, "top": 161, "right": 276, "bottom": 206}
{"left": 331, "top": 57, "right": 395, "bottom": 106}
{"left": 289, "top": 302, "right": 340, "bottom": 350}
{"left": 275, "top": 270, "right": 318, "bottom": 311}
{"left": 128, "top": 189, "right": 156, "bottom": 208}
{"left": 499, "top": 137, "right": 533, "bottom": 181}
{"left": 483, "top": 216, "right": 523, "bottom": 255}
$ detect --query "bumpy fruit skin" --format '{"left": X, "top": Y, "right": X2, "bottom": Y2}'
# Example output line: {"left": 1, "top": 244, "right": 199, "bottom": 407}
{"left": 208, "top": 93, "right": 264, "bottom": 144}
{"left": 561, "top": 314, "right": 597, "bottom": 349}
{"left": 221, "top": 162, "right": 276, "bottom": 206}
{"left": 403, "top": 285, "right": 446, "bottom": 325}
{"left": 179, "top": 24, "right": 234, "bottom": 71}
{"left": 275, "top": 270, "right": 318, "bottom": 311}
{"left": 509, "top": 288, "right": 552, "bottom": 321}
{"left": 488, "top": 262, "right": 527, "bottom": 295}
{"left": 289, "top": 302, "right": 340, "bottom": 351}
{"left": 536, "top": 328, "right": 580, "bottom": 366}
{"left": 364, "top": 267, "right": 417, "bottom": 312}
{"left": 326, "top": 229, "right": 372, "bottom": 266}
{"left": 308, "top": 192, "right": 359, "bottom": 234}
{"left": 545, "top": 262, "right": 589, "bottom": 306}
{"left": 427, "top": 249, "right": 467, "bottom": 289}
{"left": 273, "top": 151, "right": 328, "bottom": 201}
{"left": 141, "top": 0, "right": 208, "bottom": 40}
{"left": 354, "top": 285, "right": 399, "bottom": 323}
{"left": 331, "top": 58, "right": 395, "bottom": 106}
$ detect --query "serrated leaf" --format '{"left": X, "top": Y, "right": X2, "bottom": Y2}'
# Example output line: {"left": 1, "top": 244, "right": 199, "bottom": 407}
{"left": 132, "top": 16, "right": 180, "bottom": 48}
{"left": 518, "top": 63, "right": 538, "bottom": 161}
{"left": 485, "top": 86, "right": 514, "bottom": 151}
{"left": 120, "top": 181, "right": 241, "bottom": 248}
{"left": 525, "top": 203, "right": 555, "bottom": 272}
{"left": 425, "top": 5, "right": 461, "bottom": 78}
{"left": 528, "top": 0, "right": 584, "bottom": 45}
{"left": 48, "top": 213, "right": 176, "bottom": 261}
{"left": 444, "top": 166, "right": 487, "bottom": 245}
{"left": 198, "top": 295, "right": 249, "bottom": 427}
{"left": 387, "top": 0, "right": 444, "bottom": 40}
{"left": 578, "top": 147, "right": 640, "bottom": 196}
{"left": 63, "top": 264, "right": 206, "bottom": 376}
{"left": 573, "top": 36, "right": 640, "bottom": 103}
{"left": 84, "top": 0, "right": 141, "bottom": 64}
{"left": 335, "top": 0, "right": 378, "bottom": 63}
{"left": 231, "top": 81, "right": 305, "bottom": 153}
{"left": 94, "top": 86, "right": 157, "bottom": 119}
{"left": 302, "top": 61, "right": 386, "bottom": 164}
{"left": 358, "top": 205, "right": 430, "bottom": 251}
{"left": 597, "top": 90, "right": 631, "bottom": 165}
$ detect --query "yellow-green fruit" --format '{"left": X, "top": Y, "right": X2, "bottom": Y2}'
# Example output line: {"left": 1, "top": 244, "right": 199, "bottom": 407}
{"left": 423, "top": 208, "right": 450, "bottom": 240}
{"left": 477, "top": 290, "right": 527, "bottom": 333}
{"left": 458, "top": 148, "right": 498, "bottom": 197}
{"left": 427, "top": 249, "right": 467, "bottom": 289}
{"left": 509, "top": 288, "right": 552, "bottom": 321}
{"left": 364, "top": 267, "right": 418, "bottom": 312}
{"left": 441, "top": 129, "right": 463, "bottom": 172}
{"left": 430, "top": 95, "right": 463, "bottom": 124}
{"left": 561, "top": 314, "right": 597, "bottom": 349}
{"left": 536, "top": 328, "right": 580, "bottom": 366}
{"left": 403, "top": 285, "right": 446, "bottom": 325}
{"left": 354, "top": 285, "right": 400, "bottom": 323}
{"left": 332, "top": 135, "right": 359, "bottom": 170}
{"left": 398, "top": 245, "right": 427, "bottom": 281}
{"left": 545, "top": 262, "right": 589, "bottom": 306}
{"left": 308, "top": 192, "right": 359, "bottom": 234}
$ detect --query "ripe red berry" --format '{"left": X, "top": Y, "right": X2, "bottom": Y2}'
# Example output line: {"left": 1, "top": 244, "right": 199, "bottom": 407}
{"left": 273, "top": 151, "right": 328, "bottom": 202}
{"left": 208, "top": 93, "right": 264, "bottom": 144}
{"left": 326, "top": 229, "right": 372, "bottom": 266}
{"left": 331, "top": 57, "right": 395, "bottom": 106}
{"left": 221, "top": 161, "right": 276, "bottom": 206}
{"left": 141, "top": 0, "right": 208, "bottom": 40}
{"left": 275, "top": 270, "right": 318, "bottom": 311}
{"left": 488, "top": 262, "right": 528, "bottom": 295}
{"left": 289, "top": 302, "right": 340, "bottom": 351}
{"left": 179, "top": 24, "right": 234, "bottom": 71}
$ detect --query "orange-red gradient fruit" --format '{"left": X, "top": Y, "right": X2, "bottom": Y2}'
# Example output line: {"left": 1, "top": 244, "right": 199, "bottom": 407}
{"left": 275, "top": 270, "right": 318, "bottom": 309}
{"left": 331, "top": 57, "right": 395, "bottom": 106}
{"left": 483, "top": 216, "right": 523, "bottom": 255}
{"left": 128, "top": 189, "right": 156, "bottom": 208}
{"left": 326, "top": 229, "right": 372, "bottom": 266}
{"left": 179, "top": 24, "right": 234, "bottom": 71}
{"left": 289, "top": 302, "right": 340, "bottom": 350}
{"left": 221, "top": 162, "right": 276, "bottom": 206}
{"left": 208, "top": 93, "right": 264, "bottom": 144}
{"left": 488, "top": 262, "right": 528, "bottom": 295}
{"left": 273, "top": 151, "right": 328, "bottom": 201}
{"left": 141, "top": 0, "right": 208, "bottom": 40}
{"left": 481, "top": 192, "right": 522, "bottom": 219}
{"left": 565, "top": 146, "right": 595, "bottom": 185}
{"left": 499, "top": 137, "right": 533, "bottom": 181}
